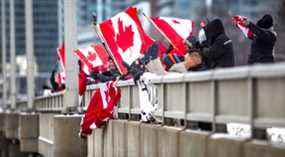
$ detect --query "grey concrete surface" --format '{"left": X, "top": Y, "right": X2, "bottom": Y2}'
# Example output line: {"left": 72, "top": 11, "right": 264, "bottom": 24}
{"left": 127, "top": 121, "right": 141, "bottom": 157}
{"left": 63, "top": 0, "right": 79, "bottom": 111}
{"left": 4, "top": 113, "right": 19, "bottom": 139}
{"left": 19, "top": 114, "right": 39, "bottom": 152}
{"left": 165, "top": 83, "right": 186, "bottom": 119}
{"left": 216, "top": 79, "right": 250, "bottom": 123}
{"left": 19, "top": 114, "right": 39, "bottom": 139}
{"left": 53, "top": 115, "right": 87, "bottom": 157}
{"left": 178, "top": 130, "right": 210, "bottom": 157}
{"left": 244, "top": 140, "right": 285, "bottom": 157}
{"left": 112, "top": 120, "right": 127, "bottom": 157}
{"left": 157, "top": 126, "right": 182, "bottom": 157}
{"left": 207, "top": 134, "right": 248, "bottom": 157}
{"left": 140, "top": 123, "right": 160, "bottom": 157}
{"left": 25, "top": 0, "right": 35, "bottom": 110}
{"left": 119, "top": 86, "right": 131, "bottom": 113}
{"left": 103, "top": 120, "right": 114, "bottom": 157}
{"left": 0, "top": 113, "right": 5, "bottom": 134}
{"left": 93, "top": 128, "right": 104, "bottom": 157}
{"left": 187, "top": 81, "right": 213, "bottom": 122}
{"left": 20, "top": 138, "right": 38, "bottom": 153}
{"left": 255, "top": 77, "right": 285, "bottom": 128}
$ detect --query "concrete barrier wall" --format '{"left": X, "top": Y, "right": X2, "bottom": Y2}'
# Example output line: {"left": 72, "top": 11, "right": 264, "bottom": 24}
{"left": 80, "top": 63, "right": 285, "bottom": 129}
{"left": 34, "top": 93, "right": 63, "bottom": 112}
{"left": 86, "top": 120, "right": 285, "bottom": 157}
{"left": 18, "top": 113, "right": 39, "bottom": 152}
{"left": 4, "top": 63, "right": 283, "bottom": 157}
{"left": 38, "top": 113, "right": 56, "bottom": 157}
{"left": 53, "top": 115, "right": 87, "bottom": 157}
{"left": 4, "top": 113, "right": 19, "bottom": 139}
{"left": 31, "top": 63, "right": 285, "bottom": 129}
{"left": 0, "top": 113, "right": 5, "bottom": 135}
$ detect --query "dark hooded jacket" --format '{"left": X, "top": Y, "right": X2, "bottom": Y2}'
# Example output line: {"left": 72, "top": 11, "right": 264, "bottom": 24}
{"left": 201, "top": 19, "right": 235, "bottom": 69}
{"left": 247, "top": 22, "right": 276, "bottom": 64}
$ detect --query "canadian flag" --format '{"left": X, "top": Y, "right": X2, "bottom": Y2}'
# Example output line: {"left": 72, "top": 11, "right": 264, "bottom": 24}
{"left": 78, "top": 67, "right": 87, "bottom": 96}
{"left": 74, "top": 44, "right": 110, "bottom": 75}
{"left": 98, "top": 7, "right": 154, "bottom": 75}
{"left": 57, "top": 43, "right": 65, "bottom": 71}
{"left": 55, "top": 43, "right": 66, "bottom": 84}
{"left": 150, "top": 17, "right": 194, "bottom": 56}
{"left": 55, "top": 71, "right": 66, "bottom": 85}
{"left": 80, "top": 81, "right": 121, "bottom": 135}
{"left": 232, "top": 15, "right": 254, "bottom": 39}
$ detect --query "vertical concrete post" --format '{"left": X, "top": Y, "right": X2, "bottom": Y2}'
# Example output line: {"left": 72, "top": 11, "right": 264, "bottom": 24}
{"left": 18, "top": 113, "right": 39, "bottom": 152}
{"left": 63, "top": 0, "right": 78, "bottom": 112}
{"left": 53, "top": 115, "right": 87, "bottom": 157}
{"left": 1, "top": 0, "right": 7, "bottom": 109}
{"left": 127, "top": 121, "right": 141, "bottom": 157}
{"left": 205, "top": 0, "right": 213, "bottom": 18}
{"left": 96, "top": 0, "right": 103, "bottom": 22}
{"left": 113, "top": 120, "right": 127, "bottom": 157}
{"left": 105, "top": 0, "right": 111, "bottom": 18}
{"left": 58, "top": 0, "right": 63, "bottom": 44}
{"left": 25, "top": 0, "right": 35, "bottom": 110}
{"left": 9, "top": 0, "right": 16, "bottom": 109}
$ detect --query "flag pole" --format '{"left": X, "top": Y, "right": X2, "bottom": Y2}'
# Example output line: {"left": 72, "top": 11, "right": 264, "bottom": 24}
{"left": 140, "top": 12, "right": 178, "bottom": 51}
{"left": 91, "top": 13, "right": 125, "bottom": 75}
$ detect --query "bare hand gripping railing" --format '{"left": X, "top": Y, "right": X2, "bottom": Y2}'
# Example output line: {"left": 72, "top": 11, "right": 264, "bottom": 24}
{"left": 31, "top": 63, "right": 285, "bottom": 130}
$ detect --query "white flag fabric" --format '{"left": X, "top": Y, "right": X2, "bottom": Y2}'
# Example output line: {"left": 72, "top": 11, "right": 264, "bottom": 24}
{"left": 150, "top": 16, "right": 194, "bottom": 56}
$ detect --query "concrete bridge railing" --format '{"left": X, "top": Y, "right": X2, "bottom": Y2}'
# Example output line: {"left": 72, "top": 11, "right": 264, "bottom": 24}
{"left": 83, "top": 62, "right": 285, "bottom": 129}
{"left": 1, "top": 62, "right": 285, "bottom": 157}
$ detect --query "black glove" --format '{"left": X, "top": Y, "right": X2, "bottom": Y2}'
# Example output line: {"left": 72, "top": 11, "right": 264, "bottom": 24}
{"left": 187, "top": 36, "right": 199, "bottom": 48}
{"left": 90, "top": 72, "right": 116, "bottom": 82}
{"left": 130, "top": 63, "right": 145, "bottom": 83}
{"left": 123, "top": 61, "right": 145, "bottom": 83}
{"left": 140, "top": 42, "right": 159, "bottom": 65}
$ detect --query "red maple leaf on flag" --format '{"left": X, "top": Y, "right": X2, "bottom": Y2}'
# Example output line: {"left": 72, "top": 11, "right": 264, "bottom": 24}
{"left": 116, "top": 18, "right": 134, "bottom": 52}
{"left": 87, "top": 51, "right": 96, "bottom": 62}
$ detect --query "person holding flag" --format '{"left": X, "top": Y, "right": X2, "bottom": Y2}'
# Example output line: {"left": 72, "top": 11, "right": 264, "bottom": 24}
{"left": 233, "top": 14, "right": 277, "bottom": 64}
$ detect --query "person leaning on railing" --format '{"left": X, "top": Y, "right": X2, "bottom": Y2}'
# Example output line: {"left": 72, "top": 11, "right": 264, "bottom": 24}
{"left": 197, "top": 18, "right": 235, "bottom": 70}
{"left": 168, "top": 19, "right": 235, "bottom": 73}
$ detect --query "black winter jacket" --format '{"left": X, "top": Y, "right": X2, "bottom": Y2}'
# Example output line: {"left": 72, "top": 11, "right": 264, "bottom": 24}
{"left": 248, "top": 22, "right": 276, "bottom": 64}
{"left": 202, "top": 19, "right": 235, "bottom": 69}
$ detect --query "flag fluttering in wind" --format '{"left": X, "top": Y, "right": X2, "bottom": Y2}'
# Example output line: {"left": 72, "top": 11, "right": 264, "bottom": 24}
{"left": 149, "top": 17, "right": 194, "bottom": 56}
{"left": 50, "top": 43, "right": 66, "bottom": 92}
{"left": 74, "top": 44, "right": 110, "bottom": 75}
{"left": 98, "top": 7, "right": 154, "bottom": 75}
{"left": 78, "top": 67, "right": 87, "bottom": 96}
{"left": 232, "top": 15, "right": 254, "bottom": 39}
{"left": 80, "top": 81, "right": 121, "bottom": 136}
{"left": 55, "top": 43, "right": 66, "bottom": 84}
{"left": 55, "top": 71, "right": 66, "bottom": 85}
{"left": 57, "top": 43, "right": 65, "bottom": 71}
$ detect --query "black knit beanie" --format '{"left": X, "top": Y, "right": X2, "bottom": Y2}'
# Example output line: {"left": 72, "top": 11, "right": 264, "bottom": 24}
{"left": 257, "top": 14, "right": 273, "bottom": 29}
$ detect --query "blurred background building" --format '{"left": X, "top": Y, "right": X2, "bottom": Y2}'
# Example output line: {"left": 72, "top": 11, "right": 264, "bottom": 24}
{"left": 0, "top": 0, "right": 285, "bottom": 99}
